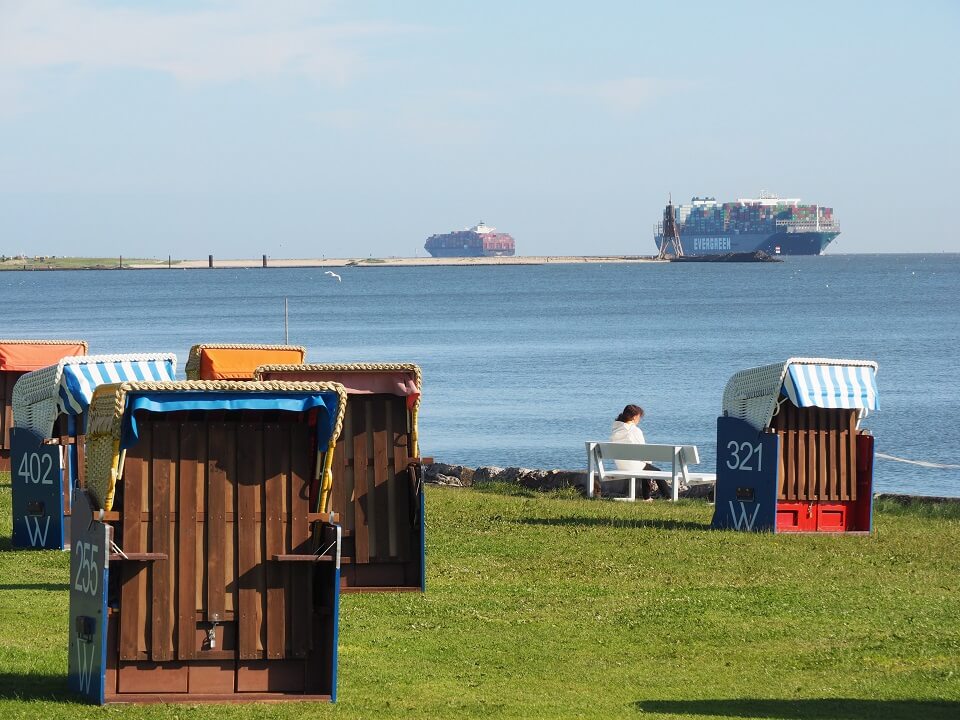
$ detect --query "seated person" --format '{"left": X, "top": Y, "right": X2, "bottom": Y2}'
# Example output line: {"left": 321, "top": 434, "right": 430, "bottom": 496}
{"left": 609, "top": 404, "right": 671, "bottom": 500}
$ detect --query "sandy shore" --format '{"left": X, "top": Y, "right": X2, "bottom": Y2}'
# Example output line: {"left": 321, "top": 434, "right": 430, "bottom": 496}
{"left": 128, "top": 255, "right": 663, "bottom": 269}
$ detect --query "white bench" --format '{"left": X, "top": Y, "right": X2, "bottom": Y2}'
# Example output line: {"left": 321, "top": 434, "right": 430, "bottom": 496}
{"left": 585, "top": 442, "right": 716, "bottom": 501}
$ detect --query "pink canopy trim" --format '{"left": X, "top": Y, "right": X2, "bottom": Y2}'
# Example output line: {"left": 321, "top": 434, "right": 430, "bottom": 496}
{"left": 259, "top": 369, "right": 420, "bottom": 408}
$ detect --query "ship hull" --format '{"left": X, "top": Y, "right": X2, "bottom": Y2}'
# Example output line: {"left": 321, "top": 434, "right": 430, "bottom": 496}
{"left": 655, "top": 231, "right": 838, "bottom": 257}
{"left": 424, "top": 247, "right": 515, "bottom": 258}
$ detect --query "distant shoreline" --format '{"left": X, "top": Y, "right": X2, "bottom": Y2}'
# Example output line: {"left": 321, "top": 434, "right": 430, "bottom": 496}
{"left": 1, "top": 255, "right": 664, "bottom": 271}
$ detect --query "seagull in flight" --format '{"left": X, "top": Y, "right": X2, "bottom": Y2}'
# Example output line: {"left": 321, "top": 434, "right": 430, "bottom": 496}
{"left": 324, "top": 271, "right": 342, "bottom": 282}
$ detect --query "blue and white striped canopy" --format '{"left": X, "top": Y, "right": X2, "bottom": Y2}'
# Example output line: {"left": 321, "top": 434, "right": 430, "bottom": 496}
{"left": 58, "top": 358, "right": 177, "bottom": 416}
{"left": 781, "top": 362, "right": 878, "bottom": 411}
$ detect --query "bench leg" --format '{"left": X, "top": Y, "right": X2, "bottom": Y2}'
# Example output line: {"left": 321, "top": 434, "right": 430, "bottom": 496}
{"left": 628, "top": 477, "right": 636, "bottom": 502}
{"left": 671, "top": 453, "right": 680, "bottom": 502}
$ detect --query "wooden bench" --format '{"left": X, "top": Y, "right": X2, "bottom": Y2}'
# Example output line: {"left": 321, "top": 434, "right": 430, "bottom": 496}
{"left": 585, "top": 442, "right": 716, "bottom": 501}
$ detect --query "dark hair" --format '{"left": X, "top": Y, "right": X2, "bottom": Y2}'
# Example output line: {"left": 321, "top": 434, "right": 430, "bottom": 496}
{"left": 615, "top": 404, "right": 644, "bottom": 423}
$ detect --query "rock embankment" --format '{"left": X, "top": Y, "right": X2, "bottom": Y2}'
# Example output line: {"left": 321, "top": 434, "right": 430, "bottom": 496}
{"left": 422, "top": 463, "right": 713, "bottom": 499}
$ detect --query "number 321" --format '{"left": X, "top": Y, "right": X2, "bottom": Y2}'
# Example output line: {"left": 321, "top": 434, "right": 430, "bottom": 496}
{"left": 727, "top": 441, "right": 762, "bottom": 471}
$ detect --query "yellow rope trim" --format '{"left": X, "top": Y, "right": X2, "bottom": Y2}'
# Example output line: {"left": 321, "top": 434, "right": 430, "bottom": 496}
{"left": 0, "top": 339, "right": 88, "bottom": 349}
{"left": 255, "top": 362, "right": 423, "bottom": 457}
{"left": 318, "top": 440, "right": 337, "bottom": 513}
{"left": 410, "top": 405, "right": 420, "bottom": 458}
{"left": 185, "top": 343, "right": 307, "bottom": 379}
{"left": 254, "top": 362, "right": 421, "bottom": 390}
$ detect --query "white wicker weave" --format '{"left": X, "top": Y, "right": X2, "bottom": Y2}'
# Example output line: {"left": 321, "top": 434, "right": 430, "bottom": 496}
{"left": 11, "top": 353, "right": 178, "bottom": 439}
{"left": 721, "top": 357, "right": 879, "bottom": 432}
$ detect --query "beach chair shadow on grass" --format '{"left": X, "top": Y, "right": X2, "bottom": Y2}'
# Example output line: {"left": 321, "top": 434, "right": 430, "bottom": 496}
{"left": 516, "top": 516, "right": 708, "bottom": 532}
{"left": 0, "top": 581, "right": 66, "bottom": 591}
{"left": 635, "top": 699, "right": 960, "bottom": 720}
{"left": 0, "top": 672, "right": 72, "bottom": 702}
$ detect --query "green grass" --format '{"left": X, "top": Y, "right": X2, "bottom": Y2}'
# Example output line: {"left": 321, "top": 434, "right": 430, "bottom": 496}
{"left": 1, "top": 473, "right": 958, "bottom": 719}
{"left": 0, "top": 257, "right": 165, "bottom": 270}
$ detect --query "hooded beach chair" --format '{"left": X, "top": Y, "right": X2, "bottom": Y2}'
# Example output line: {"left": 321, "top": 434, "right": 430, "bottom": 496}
{"left": 184, "top": 343, "right": 306, "bottom": 380}
{"left": 69, "top": 380, "right": 347, "bottom": 704}
{"left": 712, "top": 357, "right": 878, "bottom": 533}
{"left": 255, "top": 363, "right": 425, "bottom": 592}
{"left": 0, "top": 339, "right": 87, "bottom": 468}
{"left": 9, "top": 353, "right": 176, "bottom": 549}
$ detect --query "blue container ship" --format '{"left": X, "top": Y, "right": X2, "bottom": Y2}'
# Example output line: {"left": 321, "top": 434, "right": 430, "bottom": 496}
{"left": 654, "top": 194, "right": 840, "bottom": 256}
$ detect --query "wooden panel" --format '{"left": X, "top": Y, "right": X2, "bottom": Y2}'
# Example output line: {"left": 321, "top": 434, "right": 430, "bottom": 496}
{"left": 773, "top": 405, "right": 860, "bottom": 503}
{"left": 177, "top": 422, "right": 201, "bottom": 660}
{"left": 372, "top": 399, "right": 390, "bottom": 560}
{"left": 149, "top": 420, "right": 175, "bottom": 662}
{"left": 119, "top": 427, "right": 150, "bottom": 661}
{"left": 236, "top": 661, "right": 305, "bottom": 693}
{"left": 264, "top": 423, "right": 287, "bottom": 660}
{"left": 795, "top": 413, "right": 809, "bottom": 500}
{"left": 352, "top": 403, "right": 370, "bottom": 565}
{"left": 187, "top": 662, "right": 235, "bottom": 695}
{"left": 847, "top": 410, "right": 858, "bottom": 501}
{"left": 824, "top": 409, "right": 835, "bottom": 501}
{"left": 289, "top": 422, "right": 312, "bottom": 660}
{"left": 391, "top": 398, "right": 412, "bottom": 563}
{"left": 237, "top": 423, "right": 264, "bottom": 660}
{"left": 816, "top": 409, "right": 827, "bottom": 501}
{"left": 117, "top": 662, "right": 188, "bottom": 694}
{"left": 205, "top": 424, "right": 229, "bottom": 623}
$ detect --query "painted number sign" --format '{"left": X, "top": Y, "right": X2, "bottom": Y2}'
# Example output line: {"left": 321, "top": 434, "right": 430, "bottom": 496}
{"left": 711, "top": 417, "right": 779, "bottom": 532}
{"left": 10, "top": 427, "right": 66, "bottom": 549}
{"left": 68, "top": 490, "right": 109, "bottom": 705}
{"left": 726, "top": 441, "right": 763, "bottom": 472}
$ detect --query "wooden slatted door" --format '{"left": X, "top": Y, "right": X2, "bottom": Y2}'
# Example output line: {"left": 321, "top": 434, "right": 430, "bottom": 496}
{"left": 110, "top": 411, "right": 336, "bottom": 700}
{"left": 329, "top": 394, "right": 421, "bottom": 591}
{"left": 770, "top": 404, "right": 859, "bottom": 502}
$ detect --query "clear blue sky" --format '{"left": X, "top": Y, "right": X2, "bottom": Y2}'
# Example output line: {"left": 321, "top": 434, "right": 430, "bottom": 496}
{"left": 1, "top": 1, "right": 957, "bottom": 258}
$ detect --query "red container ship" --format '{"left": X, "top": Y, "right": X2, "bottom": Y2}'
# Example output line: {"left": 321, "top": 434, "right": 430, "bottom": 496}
{"left": 424, "top": 222, "right": 516, "bottom": 257}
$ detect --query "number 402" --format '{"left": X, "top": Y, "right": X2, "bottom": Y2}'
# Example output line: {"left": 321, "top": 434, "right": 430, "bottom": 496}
{"left": 726, "top": 441, "right": 762, "bottom": 472}
{"left": 18, "top": 452, "right": 54, "bottom": 485}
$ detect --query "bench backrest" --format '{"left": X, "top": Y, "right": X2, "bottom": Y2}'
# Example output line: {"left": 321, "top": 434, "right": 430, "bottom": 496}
{"left": 591, "top": 442, "right": 700, "bottom": 467}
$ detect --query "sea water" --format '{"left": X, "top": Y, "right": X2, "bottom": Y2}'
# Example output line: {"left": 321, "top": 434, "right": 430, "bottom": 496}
{"left": 2, "top": 254, "right": 958, "bottom": 497}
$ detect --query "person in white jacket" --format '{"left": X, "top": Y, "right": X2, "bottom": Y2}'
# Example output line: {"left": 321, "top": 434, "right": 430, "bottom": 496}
{"left": 609, "top": 404, "right": 670, "bottom": 500}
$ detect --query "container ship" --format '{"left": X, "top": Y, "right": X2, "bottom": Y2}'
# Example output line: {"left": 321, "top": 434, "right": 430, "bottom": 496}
{"left": 654, "top": 195, "right": 840, "bottom": 256}
{"left": 424, "top": 222, "right": 516, "bottom": 258}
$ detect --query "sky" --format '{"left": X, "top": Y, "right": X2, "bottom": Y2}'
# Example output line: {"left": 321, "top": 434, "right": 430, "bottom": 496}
{"left": 0, "top": 0, "right": 957, "bottom": 258}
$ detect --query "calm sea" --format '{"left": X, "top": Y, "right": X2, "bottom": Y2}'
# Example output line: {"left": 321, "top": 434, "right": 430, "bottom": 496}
{"left": 2, "top": 254, "right": 958, "bottom": 497}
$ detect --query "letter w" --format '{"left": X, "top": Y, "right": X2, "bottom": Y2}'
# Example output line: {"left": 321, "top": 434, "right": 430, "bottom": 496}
{"left": 75, "top": 636, "right": 96, "bottom": 694}
{"left": 23, "top": 515, "right": 51, "bottom": 547}
{"left": 728, "top": 501, "right": 761, "bottom": 531}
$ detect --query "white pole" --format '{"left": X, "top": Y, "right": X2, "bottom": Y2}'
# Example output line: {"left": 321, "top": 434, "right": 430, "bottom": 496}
{"left": 284, "top": 297, "right": 289, "bottom": 344}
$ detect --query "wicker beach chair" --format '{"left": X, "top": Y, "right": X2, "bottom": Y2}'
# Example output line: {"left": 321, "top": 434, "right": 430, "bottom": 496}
{"left": 184, "top": 343, "right": 306, "bottom": 380}
{"left": 255, "top": 363, "right": 425, "bottom": 591}
{"left": 8, "top": 353, "right": 176, "bottom": 549}
{"left": 12, "top": 353, "right": 177, "bottom": 440}
{"left": 71, "top": 380, "right": 347, "bottom": 703}
{"left": 714, "top": 357, "right": 879, "bottom": 533}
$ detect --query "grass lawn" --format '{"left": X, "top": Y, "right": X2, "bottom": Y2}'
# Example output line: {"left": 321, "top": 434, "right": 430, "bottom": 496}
{"left": 0, "top": 257, "right": 165, "bottom": 270}
{"left": 0, "top": 475, "right": 958, "bottom": 719}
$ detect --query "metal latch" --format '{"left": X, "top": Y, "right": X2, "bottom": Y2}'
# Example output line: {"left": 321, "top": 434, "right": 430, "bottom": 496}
{"left": 205, "top": 613, "right": 221, "bottom": 650}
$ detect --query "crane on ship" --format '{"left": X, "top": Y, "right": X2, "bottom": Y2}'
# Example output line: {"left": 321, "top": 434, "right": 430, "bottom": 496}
{"left": 657, "top": 195, "right": 685, "bottom": 260}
